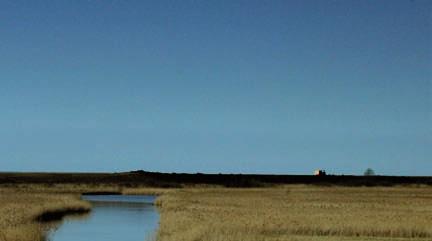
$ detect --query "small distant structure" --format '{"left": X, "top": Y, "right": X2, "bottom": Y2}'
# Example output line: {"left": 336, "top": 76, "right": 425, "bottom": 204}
{"left": 314, "top": 170, "right": 326, "bottom": 176}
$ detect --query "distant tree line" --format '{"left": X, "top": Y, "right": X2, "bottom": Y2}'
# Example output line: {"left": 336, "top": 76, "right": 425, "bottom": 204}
{"left": 364, "top": 168, "right": 375, "bottom": 176}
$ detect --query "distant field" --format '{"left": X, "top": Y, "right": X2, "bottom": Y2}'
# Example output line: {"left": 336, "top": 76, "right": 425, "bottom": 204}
{"left": 1, "top": 171, "right": 431, "bottom": 187}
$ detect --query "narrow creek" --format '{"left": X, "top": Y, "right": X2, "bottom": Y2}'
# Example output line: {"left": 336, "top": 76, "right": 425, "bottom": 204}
{"left": 47, "top": 195, "right": 159, "bottom": 241}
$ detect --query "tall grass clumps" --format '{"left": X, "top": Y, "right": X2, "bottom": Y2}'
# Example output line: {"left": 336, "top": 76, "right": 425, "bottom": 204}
{"left": 0, "top": 188, "right": 90, "bottom": 241}
{"left": 155, "top": 186, "right": 432, "bottom": 241}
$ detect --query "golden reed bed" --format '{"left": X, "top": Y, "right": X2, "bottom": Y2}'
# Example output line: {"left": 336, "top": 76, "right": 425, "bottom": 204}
{"left": 155, "top": 186, "right": 432, "bottom": 241}
{"left": 1, "top": 184, "right": 431, "bottom": 241}
{"left": 0, "top": 189, "right": 90, "bottom": 241}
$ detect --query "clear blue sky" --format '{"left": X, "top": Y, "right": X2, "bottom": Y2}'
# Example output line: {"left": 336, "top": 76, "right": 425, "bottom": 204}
{"left": 0, "top": 0, "right": 431, "bottom": 175}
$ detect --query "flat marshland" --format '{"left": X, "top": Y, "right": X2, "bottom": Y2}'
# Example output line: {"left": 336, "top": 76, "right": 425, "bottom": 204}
{"left": 1, "top": 184, "right": 432, "bottom": 241}
{"left": 156, "top": 186, "right": 432, "bottom": 241}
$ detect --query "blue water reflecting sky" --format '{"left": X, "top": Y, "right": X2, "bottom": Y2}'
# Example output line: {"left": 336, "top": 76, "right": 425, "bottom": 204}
{"left": 48, "top": 195, "right": 159, "bottom": 241}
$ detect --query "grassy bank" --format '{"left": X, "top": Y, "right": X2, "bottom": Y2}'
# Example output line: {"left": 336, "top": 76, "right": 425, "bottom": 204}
{"left": 156, "top": 186, "right": 432, "bottom": 241}
{"left": 0, "top": 188, "right": 90, "bottom": 241}
{"left": 0, "top": 184, "right": 169, "bottom": 241}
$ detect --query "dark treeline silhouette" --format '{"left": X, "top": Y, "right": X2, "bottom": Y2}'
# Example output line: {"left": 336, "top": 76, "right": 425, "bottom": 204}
{"left": 0, "top": 171, "right": 431, "bottom": 187}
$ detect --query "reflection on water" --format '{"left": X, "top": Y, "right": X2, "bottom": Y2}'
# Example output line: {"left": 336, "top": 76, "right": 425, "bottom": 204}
{"left": 47, "top": 195, "right": 159, "bottom": 241}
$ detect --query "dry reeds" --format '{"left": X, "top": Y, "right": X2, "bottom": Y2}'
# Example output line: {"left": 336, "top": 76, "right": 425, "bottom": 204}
{"left": 155, "top": 186, "right": 432, "bottom": 241}
{"left": 0, "top": 187, "right": 90, "bottom": 241}
{"left": 1, "top": 184, "right": 431, "bottom": 241}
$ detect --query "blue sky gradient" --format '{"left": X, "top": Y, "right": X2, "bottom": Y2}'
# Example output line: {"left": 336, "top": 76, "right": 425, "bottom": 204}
{"left": 1, "top": 0, "right": 431, "bottom": 175}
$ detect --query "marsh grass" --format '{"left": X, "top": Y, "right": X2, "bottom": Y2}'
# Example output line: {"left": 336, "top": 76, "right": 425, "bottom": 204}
{"left": 155, "top": 186, "right": 432, "bottom": 241}
{"left": 1, "top": 184, "right": 432, "bottom": 241}
{"left": 0, "top": 186, "right": 91, "bottom": 241}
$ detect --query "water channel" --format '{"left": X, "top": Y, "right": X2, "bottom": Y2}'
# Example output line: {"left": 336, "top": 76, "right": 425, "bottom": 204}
{"left": 47, "top": 195, "right": 159, "bottom": 241}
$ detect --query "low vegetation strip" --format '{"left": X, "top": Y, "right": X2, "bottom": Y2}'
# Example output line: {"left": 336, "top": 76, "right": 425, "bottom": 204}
{"left": 1, "top": 171, "right": 431, "bottom": 187}
{"left": 155, "top": 186, "right": 432, "bottom": 241}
